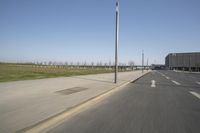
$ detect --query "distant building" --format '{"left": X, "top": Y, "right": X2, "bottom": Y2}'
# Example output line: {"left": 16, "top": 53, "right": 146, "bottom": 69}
{"left": 151, "top": 64, "right": 165, "bottom": 70}
{"left": 165, "top": 52, "right": 200, "bottom": 71}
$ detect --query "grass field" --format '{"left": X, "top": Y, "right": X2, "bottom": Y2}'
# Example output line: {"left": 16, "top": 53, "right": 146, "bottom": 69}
{"left": 0, "top": 63, "right": 118, "bottom": 82}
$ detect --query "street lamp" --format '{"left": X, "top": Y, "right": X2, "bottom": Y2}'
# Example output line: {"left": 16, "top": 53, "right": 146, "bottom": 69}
{"left": 142, "top": 50, "right": 144, "bottom": 73}
{"left": 115, "top": 0, "right": 119, "bottom": 83}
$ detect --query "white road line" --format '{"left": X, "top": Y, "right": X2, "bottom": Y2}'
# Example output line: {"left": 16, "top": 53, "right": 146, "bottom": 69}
{"left": 156, "top": 71, "right": 167, "bottom": 77}
{"left": 165, "top": 76, "right": 170, "bottom": 79}
{"left": 151, "top": 80, "right": 156, "bottom": 88}
{"left": 189, "top": 91, "right": 200, "bottom": 100}
{"left": 155, "top": 71, "right": 171, "bottom": 80}
{"left": 160, "top": 73, "right": 165, "bottom": 77}
{"left": 171, "top": 80, "right": 181, "bottom": 85}
{"left": 196, "top": 82, "right": 200, "bottom": 85}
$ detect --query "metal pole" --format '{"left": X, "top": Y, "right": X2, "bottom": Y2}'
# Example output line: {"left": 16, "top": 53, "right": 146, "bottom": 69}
{"left": 115, "top": 1, "right": 119, "bottom": 83}
{"left": 189, "top": 55, "right": 191, "bottom": 72}
{"left": 142, "top": 50, "right": 144, "bottom": 73}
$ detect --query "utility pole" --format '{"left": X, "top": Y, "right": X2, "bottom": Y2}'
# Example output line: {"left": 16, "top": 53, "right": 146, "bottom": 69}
{"left": 142, "top": 50, "right": 144, "bottom": 73}
{"left": 115, "top": 1, "right": 119, "bottom": 83}
{"left": 189, "top": 55, "right": 191, "bottom": 72}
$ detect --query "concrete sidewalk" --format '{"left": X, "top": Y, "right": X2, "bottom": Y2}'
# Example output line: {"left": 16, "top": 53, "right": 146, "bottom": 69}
{"left": 0, "top": 70, "right": 148, "bottom": 133}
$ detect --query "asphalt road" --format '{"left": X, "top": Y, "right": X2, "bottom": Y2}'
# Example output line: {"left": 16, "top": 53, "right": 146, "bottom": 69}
{"left": 48, "top": 70, "right": 200, "bottom": 133}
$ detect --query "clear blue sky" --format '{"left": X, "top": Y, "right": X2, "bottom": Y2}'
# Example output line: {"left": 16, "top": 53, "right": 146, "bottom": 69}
{"left": 0, "top": 0, "right": 200, "bottom": 65}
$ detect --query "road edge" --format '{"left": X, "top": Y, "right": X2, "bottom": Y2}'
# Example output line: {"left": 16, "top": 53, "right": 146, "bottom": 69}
{"left": 18, "top": 71, "right": 150, "bottom": 133}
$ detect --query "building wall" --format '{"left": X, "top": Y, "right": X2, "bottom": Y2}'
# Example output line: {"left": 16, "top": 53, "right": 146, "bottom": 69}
{"left": 165, "top": 52, "right": 200, "bottom": 71}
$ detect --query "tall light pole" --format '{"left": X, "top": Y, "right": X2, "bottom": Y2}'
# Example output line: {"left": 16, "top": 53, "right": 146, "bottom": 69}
{"left": 189, "top": 54, "right": 191, "bottom": 72}
{"left": 142, "top": 50, "right": 144, "bottom": 73}
{"left": 115, "top": 1, "right": 119, "bottom": 83}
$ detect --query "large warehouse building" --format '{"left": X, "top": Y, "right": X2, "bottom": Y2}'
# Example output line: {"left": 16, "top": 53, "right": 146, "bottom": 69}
{"left": 165, "top": 52, "right": 200, "bottom": 71}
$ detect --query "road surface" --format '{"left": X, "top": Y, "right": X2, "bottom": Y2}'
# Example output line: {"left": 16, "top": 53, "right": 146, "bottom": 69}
{"left": 48, "top": 70, "right": 200, "bottom": 133}
{"left": 0, "top": 71, "right": 147, "bottom": 133}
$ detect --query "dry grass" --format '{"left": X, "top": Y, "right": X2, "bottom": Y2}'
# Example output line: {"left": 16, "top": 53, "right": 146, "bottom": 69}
{"left": 0, "top": 63, "right": 115, "bottom": 82}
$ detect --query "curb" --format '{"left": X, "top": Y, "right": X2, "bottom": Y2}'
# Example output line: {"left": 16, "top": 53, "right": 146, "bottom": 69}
{"left": 19, "top": 71, "right": 150, "bottom": 133}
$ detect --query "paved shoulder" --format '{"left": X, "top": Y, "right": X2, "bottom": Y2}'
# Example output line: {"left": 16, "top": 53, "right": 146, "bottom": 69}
{"left": 0, "top": 71, "right": 147, "bottom": 133}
